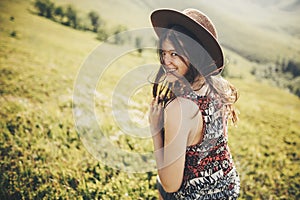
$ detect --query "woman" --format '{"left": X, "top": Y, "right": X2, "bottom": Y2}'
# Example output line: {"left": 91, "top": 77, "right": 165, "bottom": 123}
{"left": 148, "top": 8, "right": 240, "bottom": 199}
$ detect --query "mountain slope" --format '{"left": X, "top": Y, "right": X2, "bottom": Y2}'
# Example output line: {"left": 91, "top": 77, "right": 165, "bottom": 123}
{"left": 55, "top": 0, "right": 300, "bottom": 63}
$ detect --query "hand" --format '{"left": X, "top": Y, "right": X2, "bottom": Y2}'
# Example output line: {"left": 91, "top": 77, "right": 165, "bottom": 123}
{"left": 149, "top": 96, "right": 164, "bottom": 136}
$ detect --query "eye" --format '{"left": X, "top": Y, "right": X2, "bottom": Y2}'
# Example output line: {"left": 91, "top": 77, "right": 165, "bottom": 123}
{"left": 171, "top": 52, "right": 178, "bottom": 57}
{"left": 159, "top": 50, "right": 166, "bottom": 56}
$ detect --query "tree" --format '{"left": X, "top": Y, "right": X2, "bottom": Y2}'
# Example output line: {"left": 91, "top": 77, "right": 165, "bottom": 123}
{"left": 88, "top": 11, "right": 101, "bottom": 32}
{"left": 33, "top": 0, "right": 54, "bottom": 19}
{"left": 286, "top": 60, "right": 300, "bottom": 77}
{"left": 112, "top": 25, "right": 128, "bottom": 45}
{"left": 54, "top": 6, "right": 64, "bottom": 23}
{"left": 65, "top": 5, "right": 78, "bottom": 29}
{"left": 135, "top": 37, "right": 143, "bottom": 55}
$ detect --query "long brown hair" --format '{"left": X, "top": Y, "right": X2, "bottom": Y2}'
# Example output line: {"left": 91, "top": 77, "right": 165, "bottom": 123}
{"left": 152, "top": 26, "right": 239, "bottom": 124}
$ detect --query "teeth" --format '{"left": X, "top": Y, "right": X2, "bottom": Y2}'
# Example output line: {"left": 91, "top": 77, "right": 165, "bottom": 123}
{"left": 167, "top": 68, "right": 176, "bottom": 73}
{"left": 162, "top": 66, "right": 177, "bottom": 73}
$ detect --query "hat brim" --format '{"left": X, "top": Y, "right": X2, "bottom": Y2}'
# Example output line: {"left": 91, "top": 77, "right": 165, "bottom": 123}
{"left": 150, "top": 9, "right": 224, "bottom": 75}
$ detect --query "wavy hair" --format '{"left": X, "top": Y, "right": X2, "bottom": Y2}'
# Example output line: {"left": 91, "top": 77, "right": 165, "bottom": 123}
{"left": 152, "top": 26, "right": 239, "bottom": 124}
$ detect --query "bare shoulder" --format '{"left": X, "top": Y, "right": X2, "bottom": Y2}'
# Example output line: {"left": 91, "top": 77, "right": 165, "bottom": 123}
{"left": 165, "top": 97, "right": 199, "bottom": 119}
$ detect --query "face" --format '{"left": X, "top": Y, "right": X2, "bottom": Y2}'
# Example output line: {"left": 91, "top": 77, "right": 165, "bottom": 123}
{"left": 161, "top": 39, "right": 189, "bottom": 82}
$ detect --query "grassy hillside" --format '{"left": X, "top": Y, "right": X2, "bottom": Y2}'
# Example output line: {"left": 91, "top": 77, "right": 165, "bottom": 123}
{"left": 1, "top": 0, "right": 300, "bottom": 199}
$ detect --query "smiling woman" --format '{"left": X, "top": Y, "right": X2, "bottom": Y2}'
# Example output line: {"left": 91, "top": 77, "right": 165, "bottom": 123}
{"left": 159, "top": 40, "right": 189, "bottom": 83}
{"left": 148, "top": 8, "right": 240, "bottom": 199}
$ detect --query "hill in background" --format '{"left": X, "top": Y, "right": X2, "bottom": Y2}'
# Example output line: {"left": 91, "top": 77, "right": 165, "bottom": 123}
{"left": 56, "top": 0, "right": 300, "bottom": 63}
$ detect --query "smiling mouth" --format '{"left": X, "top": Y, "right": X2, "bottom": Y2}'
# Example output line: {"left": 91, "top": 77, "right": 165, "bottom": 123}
{"left": 167, "top": 68, "right": 176, "bottom": 73}
{"left": 163, "top": 67, "right": 177, "bottom": 73}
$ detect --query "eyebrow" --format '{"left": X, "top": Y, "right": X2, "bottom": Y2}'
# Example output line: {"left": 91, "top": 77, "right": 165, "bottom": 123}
{"left": 160, "top": 49, "right": 177, "bottom": 53}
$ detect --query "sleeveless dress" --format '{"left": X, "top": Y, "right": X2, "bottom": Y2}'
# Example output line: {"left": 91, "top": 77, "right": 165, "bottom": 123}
{"left": 157, "top": 91, "right": 240, "bottom": 200}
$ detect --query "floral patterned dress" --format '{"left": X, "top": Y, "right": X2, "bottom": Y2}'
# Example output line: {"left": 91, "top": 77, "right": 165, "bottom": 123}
{"left": 157, "top": 91, "right": 240, "bottom": 200}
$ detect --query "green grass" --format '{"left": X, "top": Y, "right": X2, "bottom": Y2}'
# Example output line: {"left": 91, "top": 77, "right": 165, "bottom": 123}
{"left": 1, "top": 0, "right": 300, "bottom": 199}
{"left": 228, "top": 78, "right": 300, "bottom": 199}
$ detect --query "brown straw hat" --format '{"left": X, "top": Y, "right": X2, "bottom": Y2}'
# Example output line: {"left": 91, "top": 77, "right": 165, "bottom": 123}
{"left": 150, "top": 8, "right": 224, "bottom": 75}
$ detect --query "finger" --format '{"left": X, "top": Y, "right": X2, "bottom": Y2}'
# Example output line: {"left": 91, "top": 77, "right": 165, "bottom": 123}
{"left": 151, "top": 97, "right": 155, "bottom": 105}
{"left": 150, "top": 105, "right": 154, "bottom": 112}
{"left": 158, "top": 95, "right": 164, "bottom": 107}
{"left": 157, "top": 102, "right": 163, "bottom": 111}
{"left": 159, "top": 94, "right": 164, "bottom": 101}
{"left": 150, "top": 101, "right": 155, "bottom": 111}
{"left": 155, "top": 95, "right": 159, "bottom": 104}
{"left": 151, "top": 97, "right": 156, "bottom": 106}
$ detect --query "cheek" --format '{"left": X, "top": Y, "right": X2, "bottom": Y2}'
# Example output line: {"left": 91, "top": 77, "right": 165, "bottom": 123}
{"left": 177, "top": 63, "right": 189, "bottom": 75}
{"left": 178, "top": 57, "right": 189, "bottom": 75}
{"left": 182, "top": 65, "right": 189, "bottom": 75}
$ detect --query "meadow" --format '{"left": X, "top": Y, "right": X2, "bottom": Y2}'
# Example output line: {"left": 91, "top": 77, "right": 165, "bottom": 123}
{"left": 1, "top": 0, "right": 300, "bottom": 199}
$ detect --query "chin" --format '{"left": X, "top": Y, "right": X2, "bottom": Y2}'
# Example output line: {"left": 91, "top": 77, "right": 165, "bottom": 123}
{"left": 166, "top": 76, "right": 177, "bottom": 83}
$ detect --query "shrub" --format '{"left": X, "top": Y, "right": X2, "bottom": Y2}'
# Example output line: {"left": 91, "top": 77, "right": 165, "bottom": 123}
{"left": 135, "top": 37, "right": 143, "bottom": 55}
{"left": 54, "top": 6, "right": 64, "bottom": 23}
{"left": 65, "top": 5, "right": 78, "bottom": 29}
{"left": 33, "top": 0, "right": 54, "bottom": 19}
{"left": 88, "top": 11, "right": 102, "bottom": 33}
{"left": 111, "top": 25, "right": 128, "bottom": 45}
{"left": 96, "top": 28, "right": 109, "bottom": 41}
{"left": 10, "top": 31, "right": 17, "bottom": 38}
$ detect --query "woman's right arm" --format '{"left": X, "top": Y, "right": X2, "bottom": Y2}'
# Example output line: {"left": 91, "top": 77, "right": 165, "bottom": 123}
{"left": 149, "top": 96, "right": 164, "bottom": 164}
{"left": 150, "top": 97, "right": 198, "bottom": 192}
{"left": 156, "top": 98, "right": 189, "bottom": 192}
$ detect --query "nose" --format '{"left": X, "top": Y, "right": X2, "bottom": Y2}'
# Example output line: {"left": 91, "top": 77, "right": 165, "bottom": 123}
{"left": 163, "top": 53, "right": 172, "bottom": 66}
